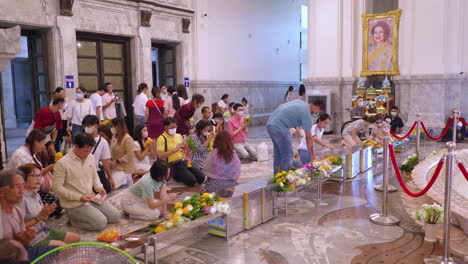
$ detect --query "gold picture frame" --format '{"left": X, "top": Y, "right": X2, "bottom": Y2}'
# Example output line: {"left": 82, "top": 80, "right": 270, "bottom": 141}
{"left": 361, "top": 9, "right": 402, "bottom": 76}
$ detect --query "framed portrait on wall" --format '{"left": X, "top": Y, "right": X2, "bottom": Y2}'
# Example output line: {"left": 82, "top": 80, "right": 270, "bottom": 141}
{"left": 361, "top": 9, "right": 402, "bottom": 76}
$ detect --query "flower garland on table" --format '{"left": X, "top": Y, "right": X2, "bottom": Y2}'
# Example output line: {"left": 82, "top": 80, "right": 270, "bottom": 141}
{"left": 154, "top": 193, "right": 230, "bottom": 234}
{"left": 375, "top": 94, "right": 387, "bottom": 103}
{"left": 271, "top": 159, "right": 340, "bottom": 192}
{"left": 362, "top": 140, "right": 383, "bottom": 150}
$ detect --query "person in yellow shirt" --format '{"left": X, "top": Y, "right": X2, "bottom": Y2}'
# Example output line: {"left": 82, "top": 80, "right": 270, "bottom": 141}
{"left": 156, "top": 118, "right": 205, "bottom": 187}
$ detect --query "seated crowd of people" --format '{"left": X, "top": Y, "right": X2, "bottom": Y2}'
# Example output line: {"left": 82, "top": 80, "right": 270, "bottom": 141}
{"left": 0, "top": 83, "right": 254, "bottom": 263}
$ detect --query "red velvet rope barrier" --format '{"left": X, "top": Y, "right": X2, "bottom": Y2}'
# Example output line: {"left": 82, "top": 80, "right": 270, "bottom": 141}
{"left": 459, "top": 117, "right": 468, "bottom": 127}
{"left": 420, "top": 118, "right": 453, "bottom": 141}
{"left": 390, "top": 121, "right": 417, "bottom": 140}
{"left": 389, "top": 145, "right": 444, "bottom": 197}
{"left": 457, "top": 162, "right": 468, "bottom": 182}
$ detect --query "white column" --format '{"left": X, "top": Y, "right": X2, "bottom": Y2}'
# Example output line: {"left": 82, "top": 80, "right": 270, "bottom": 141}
{"left": 55, "top": 16, "right": 78, "bottom": 101}
{"left": 307, "top": 0, "right": 365, "bottom": 78}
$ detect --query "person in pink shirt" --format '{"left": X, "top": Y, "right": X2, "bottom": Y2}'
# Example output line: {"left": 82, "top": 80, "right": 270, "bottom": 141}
{"left": 227, "top": 103, "right": 257, "bottom": 161}
{"left": 101, "top": 82, "right": 119, "bottom": 120}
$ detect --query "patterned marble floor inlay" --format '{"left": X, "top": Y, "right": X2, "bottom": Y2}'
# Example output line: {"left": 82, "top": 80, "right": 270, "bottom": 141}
{"left": 43, "top": 126, "right": 468, "bottom": 263}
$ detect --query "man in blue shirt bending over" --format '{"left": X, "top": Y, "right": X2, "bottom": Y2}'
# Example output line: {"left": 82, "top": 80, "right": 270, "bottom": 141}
{"left": 267, "top": 99, "right": 322, "bottom": 173}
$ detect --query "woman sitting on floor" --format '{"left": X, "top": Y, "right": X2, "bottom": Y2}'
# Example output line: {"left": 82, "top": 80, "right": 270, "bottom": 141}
{"left": 120, "top": 160, "right": 178, "bottom": 221}
{"left": 190, "top": 120, "right": 214, "bottom": 171}
{"left": 202, "top": 131, "right": 241, "bottom": 197}
{"left": 133, "top": 124, "right": 153, "bottom": 179}
{"left": 110, "top": 117, "right": 135, "bottom": 188}
{"left": 8, "top": 130, "right": 63, "bottom": 218}
{"left": 18, "top": 163, "right": 80, "bottom": 246}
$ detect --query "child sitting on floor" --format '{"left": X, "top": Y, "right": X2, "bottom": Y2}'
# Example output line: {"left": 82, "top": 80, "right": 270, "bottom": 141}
{"left": 120, "top": 160, "right": 179, "bottom": 221}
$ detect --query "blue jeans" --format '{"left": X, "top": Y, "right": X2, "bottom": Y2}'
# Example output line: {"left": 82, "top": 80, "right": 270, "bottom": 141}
{"left": 135, "top": 115, "right": 146, "bottom": 126}
{"left": 72, "top": 124, "right": 84, "bottom": 138}
{"left": 267, "top": 125, "right": 293, "bottom": 174}
{"left": 298, "top": 149, "right": 311, "bottom": 164}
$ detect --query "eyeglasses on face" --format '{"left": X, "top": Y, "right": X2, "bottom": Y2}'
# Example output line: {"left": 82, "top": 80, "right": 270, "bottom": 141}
{"left": 0, "top": 183, "right": 26, "bottom": 190}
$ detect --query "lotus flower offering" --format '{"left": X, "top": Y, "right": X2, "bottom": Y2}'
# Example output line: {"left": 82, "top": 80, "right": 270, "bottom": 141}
{"left": 153, "top": 193, "right": 230, "bottom": 234}
{"left": 54, "top": 152, "right": 63, "bottom": 162}
{"left": 97, "top": 229, "right": 120, "bottom": 243}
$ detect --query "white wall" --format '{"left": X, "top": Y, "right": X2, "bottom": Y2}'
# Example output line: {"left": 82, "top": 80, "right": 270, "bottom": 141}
{"left": 398, "top": 0, "right": 467, "bottom": 75}
{"left": 194, "top": 0, "right": 306, "bottom": 81}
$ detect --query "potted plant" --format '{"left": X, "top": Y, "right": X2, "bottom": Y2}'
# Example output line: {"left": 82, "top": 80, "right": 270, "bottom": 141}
{"left": 414, "top": 203, "right": 444, "bottom": 242}
{"left": 399, "top": 154, "right": 419, "bottom": 179}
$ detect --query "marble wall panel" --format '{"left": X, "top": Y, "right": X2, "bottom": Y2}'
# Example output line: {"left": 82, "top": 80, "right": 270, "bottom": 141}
{"left": 191, "top": 80, "right": 301, "bottom": 125}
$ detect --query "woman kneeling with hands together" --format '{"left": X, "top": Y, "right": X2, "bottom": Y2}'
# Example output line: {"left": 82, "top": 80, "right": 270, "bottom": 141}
{"left": 121, "top": 160, "right": 178, "bottom": 220}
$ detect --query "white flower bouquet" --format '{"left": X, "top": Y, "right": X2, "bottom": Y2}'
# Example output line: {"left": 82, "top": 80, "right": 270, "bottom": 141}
{"left": 414, "top": 203, "right": 444, "bottom": 224}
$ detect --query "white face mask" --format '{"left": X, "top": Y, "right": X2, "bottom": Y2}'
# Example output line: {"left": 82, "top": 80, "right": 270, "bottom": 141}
{"left": 111, "top": 127, "right": 117, "bottom": 135}
{"left": 168, "top": 128, "right": 177, "bottom": 136}
{"left": 237, "top": 111, "right": 244, "bottom": 117}
{"left": 358, "top": 102, "right": 364, "bottom": 107}
{"left": 85, "top": 126, "right": 97, "bottom": 134}
{"left": 203, "top": 131, "right": 209, "bottom": 137}
{"left": 142, "top": 131, "right": 149, "bottom": 139}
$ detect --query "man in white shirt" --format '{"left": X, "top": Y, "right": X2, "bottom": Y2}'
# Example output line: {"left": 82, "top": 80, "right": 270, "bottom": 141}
{"left": 132, "top": 83, "right": 149, "bottom": 126}
{"left": 217, "top": 94, "right": 229, "bottom": 114}
{"left": 102, "top": 82, "right": 119, "bottom": 120}
{"left": 82, "top": 115, "right": 114, "bottom": 192}
{"left": 90, "top": 87, "right": 107, "bottom": 121}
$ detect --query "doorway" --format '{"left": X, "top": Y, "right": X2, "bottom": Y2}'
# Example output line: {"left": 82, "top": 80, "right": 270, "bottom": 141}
{"left": 76, "top": 33, "right": 132, "bottom": 128}
{"left": 0, "top": 30, "right": 49, "bottom": 157}
{"left": 151, "top": 43, "right": 176, "bottom": 88}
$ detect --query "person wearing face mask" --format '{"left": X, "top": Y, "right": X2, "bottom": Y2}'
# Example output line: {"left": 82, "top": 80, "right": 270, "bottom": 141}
{"left": 297, "top": 113, "right": 335, "bottom": 164}
{"left": 351, "top": 96, "right": 365, "bottom": 121}
{"left": 388, "top": 106, "right": 404, "bottom": 134}
{"left": 82, "top": 115, "right": 114, "bottom": 193}
{"left": 30, "top": 94, "right": 65, "bottom": 145}
{"left": 157, "top": 118, "right": 205, "bottom": 187}
{"left": 342, "top": 115, "right": 376, "bottom": 147}
{"left": 190, "top": 121, "right": 215, "bottom": 170}
{"left": 109, "top": 118, "right": 135, "bottom": 189}
{"left": 369, "top": 114, "right": 387, "bottom": 144}
{"left": 133, "top": 124, "right": 153, "bottom": 175}
{"left": 65, "top": 87, "right": 95, "bottom": 139}
{"left": 121, "top": 160, "right": 178, "bottom": 221}
{"left": 8, "top": 130, "right": 63, "bottom": 218}
{"left": 174, "top": 94, "right": 205, "bottom": 136}
{"left": 227, "top": 103, "right": 257, "bottom": 161}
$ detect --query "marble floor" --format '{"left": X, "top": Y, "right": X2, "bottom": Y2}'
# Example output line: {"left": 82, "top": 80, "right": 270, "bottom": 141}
{"left": 46, "top": 126, "right": 468, "bottom": 264}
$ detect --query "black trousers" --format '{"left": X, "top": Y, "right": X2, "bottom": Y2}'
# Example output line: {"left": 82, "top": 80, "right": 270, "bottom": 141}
{"left": 97, "top": 169, "right": 112, "bottom": 194}
{"left": 171, "top": 161, "right": 205, "bottom": 187}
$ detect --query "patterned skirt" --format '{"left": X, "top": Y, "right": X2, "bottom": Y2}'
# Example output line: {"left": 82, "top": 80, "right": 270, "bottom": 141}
{"left": 201, "top": 178, "right": 237, "bottom": 198}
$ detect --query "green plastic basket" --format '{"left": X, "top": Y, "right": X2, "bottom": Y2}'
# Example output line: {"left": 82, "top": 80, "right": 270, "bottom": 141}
{"left": 31, "top": 242, "right": 138, "bottom": 264}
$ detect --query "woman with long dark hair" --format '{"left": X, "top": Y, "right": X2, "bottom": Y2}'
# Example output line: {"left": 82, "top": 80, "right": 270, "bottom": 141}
{"left": 284, "top": 85, "right": 295, "bottom": 102}
{"left": 133, "top": 124, "right": 152, "bottom": 172}
{"left": 8, "top": 130, "right": 63, "bottom": 217}
{"left": 174, "top": 93, "right": 205, "bottom": 136}
{"left": 202, "top": 131, "right": 241, "bottom": 197}
{"left": 110, "top": 117, "right": 134, "bottom": 188}
{"left": 133, "top": 83, "right": 149, "bottom": 126}
{"left": 145, "top": 87, "right": 167, "bottom": 139}
{"left": 190, "top": 120, "right": 214, "bottom": 170}
{"left": 296, "top": 84, "right": 306, "bottom": 101}
{"left": 165, "top": 86, "right": 179, "bottom": 118}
